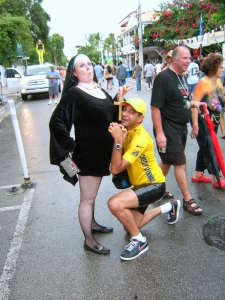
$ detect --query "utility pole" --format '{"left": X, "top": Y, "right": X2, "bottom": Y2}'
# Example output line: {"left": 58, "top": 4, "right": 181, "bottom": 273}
{"left": 138, "top": 0, "right": 144, "bottom": 76}
{"left": 99, "top": 38, "right": 104, "bottom": 65}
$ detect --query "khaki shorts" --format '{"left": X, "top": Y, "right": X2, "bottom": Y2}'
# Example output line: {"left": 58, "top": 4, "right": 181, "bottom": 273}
{"left": 49, "top": 85, "right": 58, "bottom": 97}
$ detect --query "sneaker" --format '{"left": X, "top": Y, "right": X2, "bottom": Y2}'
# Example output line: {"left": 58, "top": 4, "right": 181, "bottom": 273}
{"left": 48, "top": 100, "right": 52, "bottom": 105}
{"left": 120, "top": 238, "right": 149, "bottom": 261}
{"left": 54, "top": 99, "right": 58, "bottom": 104}
{"left": 168, "top": 199, "right": 181, "bottom": 225}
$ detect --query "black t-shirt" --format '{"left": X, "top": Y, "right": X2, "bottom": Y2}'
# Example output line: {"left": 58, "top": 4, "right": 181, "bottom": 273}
{"left": 151, "top": 68, "right": 191, "bottom": 124}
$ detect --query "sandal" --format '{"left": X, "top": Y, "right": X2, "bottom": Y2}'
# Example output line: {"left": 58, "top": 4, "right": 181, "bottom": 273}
{"left": 162, "top": 191, "right": 174, "bottom": 200}
{"left": 183, "top": 198, "right": 203, "bottom": 215}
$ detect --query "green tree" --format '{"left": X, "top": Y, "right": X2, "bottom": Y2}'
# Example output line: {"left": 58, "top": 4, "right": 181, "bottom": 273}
{"left": 77, "top": 44, "right": 100, "bottom": 63}
{"left": 49, "top": 33, "right": 67, "bottom": 65}
{"left": 211, "top": 0, "right": 225, "bottom": 27}
{"left": 76, "top": 33, "right": 101, "bottom": 62}
{"left": 0, "top": 0, "right": 26, "bottom": 16}
{"left": 0, "top": 0, "right": 67, "bottom": 65}
{"left": 144, "top": 0, "right": 222, "bottom": 43}
{"left": 0, "top": 0, "right": 50, "bottom": 43}
{"left": 28, "top": 1, "right": 50, "bottom": 44}
{"left": 88, "top": 33, "right": 100, "bottom": 49}
{"left": 0, "top": 14, "right": 33, "bottom": 65}
{"left": 0, "top": 0, "right": 51, "bottom": 64}
{"left": 104, "top": 33, "right": 116, "bottom": 63}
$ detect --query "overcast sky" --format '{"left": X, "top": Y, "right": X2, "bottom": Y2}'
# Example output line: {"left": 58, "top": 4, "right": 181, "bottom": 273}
{"left": 42, "top": 0, "right": 162, "bottom": 59}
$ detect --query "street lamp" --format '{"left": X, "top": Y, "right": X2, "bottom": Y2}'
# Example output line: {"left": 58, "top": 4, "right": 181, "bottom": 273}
{"left": 116, "top": 37, "right": 121, "bottom": 63}
{"left": 137, "top": 0, "right": 144, "bottom": 76}
{"left": 199, "top": 0, "right": 204, "bottom": 58}
{"left": 22, "top": 56, "right": 29, "bottom": 73}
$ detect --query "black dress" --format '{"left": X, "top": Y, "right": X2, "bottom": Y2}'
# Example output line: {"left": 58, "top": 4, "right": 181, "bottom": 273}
{"left": 49, "top": 86, "right": 116, "bottom": 177}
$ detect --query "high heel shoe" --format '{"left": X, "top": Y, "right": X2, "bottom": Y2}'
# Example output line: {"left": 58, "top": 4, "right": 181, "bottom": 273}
{"left": 83, "top": 243, "right": 110, "bottom": 255}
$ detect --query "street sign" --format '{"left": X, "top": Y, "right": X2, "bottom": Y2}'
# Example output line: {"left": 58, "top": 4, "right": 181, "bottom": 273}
{"left": 16, "top": 43, "right": 23, "bottom": 58}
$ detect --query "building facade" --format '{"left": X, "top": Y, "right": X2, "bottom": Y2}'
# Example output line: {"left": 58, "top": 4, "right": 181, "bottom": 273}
{"left": 119, "top": 10, "right": 162, "bottom": 70}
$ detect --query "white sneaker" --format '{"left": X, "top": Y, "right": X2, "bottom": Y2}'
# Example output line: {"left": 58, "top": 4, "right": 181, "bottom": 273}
{"left": 48, "top": 100, "right": 52, "bottom": 105}
{"left": 54, "top": 99, "right": 58, "bottom": 104}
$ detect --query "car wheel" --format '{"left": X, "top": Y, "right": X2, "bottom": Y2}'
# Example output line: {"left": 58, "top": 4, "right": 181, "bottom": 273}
{"left": 21, "top": 94, "right": 27, "bottom": 101}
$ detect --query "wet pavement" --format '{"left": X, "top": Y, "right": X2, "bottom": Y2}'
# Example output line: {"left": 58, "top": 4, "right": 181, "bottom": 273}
{"left": 0, "top": 79, "right": 225, "bottom": 300}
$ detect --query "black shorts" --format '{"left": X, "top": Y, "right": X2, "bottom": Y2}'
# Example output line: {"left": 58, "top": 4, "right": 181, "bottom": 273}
{"left": 133, "top": 183, "right": 166, "bottom": 214}
{"left": 155, "top": 119, "right": 187, "bottom": 165}
{"left": 159, "top": 151, "right": 186, "bottom": 165}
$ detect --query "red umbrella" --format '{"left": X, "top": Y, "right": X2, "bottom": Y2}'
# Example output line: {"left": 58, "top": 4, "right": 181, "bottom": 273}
{"left": 202, "top": 104, "right": 225, "bottom": 178}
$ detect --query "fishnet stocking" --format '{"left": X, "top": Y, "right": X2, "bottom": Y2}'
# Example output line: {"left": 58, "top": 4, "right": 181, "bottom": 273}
{"left": 78, "top": 176, "right": 102, "bottom": 248}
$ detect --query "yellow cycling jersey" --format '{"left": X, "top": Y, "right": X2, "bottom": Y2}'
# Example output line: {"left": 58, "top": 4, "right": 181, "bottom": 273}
{"left": 123, "top": 124, "right": 165, "bottom": 187}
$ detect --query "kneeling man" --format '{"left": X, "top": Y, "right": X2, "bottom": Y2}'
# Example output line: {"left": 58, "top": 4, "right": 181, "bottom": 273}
{"left": 108, "top": 98, "right": 180, "bottom": 261}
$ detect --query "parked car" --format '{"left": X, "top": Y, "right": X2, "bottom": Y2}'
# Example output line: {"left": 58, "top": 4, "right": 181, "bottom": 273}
{"left": 20, "top": 63, "right": 62, "bottom": 100}
{"left": 4, "top": 67, "right": 23, "bottom": 94}
{"left": 0, "top": 65, "right": 7, "bottom": 87}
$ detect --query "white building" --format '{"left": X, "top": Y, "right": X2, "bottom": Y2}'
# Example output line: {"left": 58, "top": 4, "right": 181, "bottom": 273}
{"left": 119, "top": 10, "right": 161, "bottom": 70}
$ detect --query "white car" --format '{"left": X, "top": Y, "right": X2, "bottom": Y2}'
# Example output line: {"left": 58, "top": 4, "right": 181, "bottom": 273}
{"left": 21, "top": 64, "right": 62, "bottom": 100}
{"left": 4, "top": 67, "right": 23, "bottom": 94}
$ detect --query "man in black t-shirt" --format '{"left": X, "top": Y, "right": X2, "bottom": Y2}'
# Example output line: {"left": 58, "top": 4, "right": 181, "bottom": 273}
{"left": 151, "top": 46, "right": 203, "bottom": 216}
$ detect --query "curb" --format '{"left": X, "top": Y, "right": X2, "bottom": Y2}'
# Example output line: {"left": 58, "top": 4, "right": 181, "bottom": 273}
{"left": 0, "top": 94, "right": 21, "bottom": 123}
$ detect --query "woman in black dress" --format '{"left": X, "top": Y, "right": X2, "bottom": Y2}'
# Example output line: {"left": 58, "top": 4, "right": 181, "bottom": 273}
{"left": 49, "top": 54, "right": 128, "bottom": 254}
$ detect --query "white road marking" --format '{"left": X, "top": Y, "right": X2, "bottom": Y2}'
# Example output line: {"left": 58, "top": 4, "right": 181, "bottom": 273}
{"left": 0, "top": 206, "right": 21, "bottom": 213}
{"left": 0, "top": 188, "right": 35, "bottom": 300}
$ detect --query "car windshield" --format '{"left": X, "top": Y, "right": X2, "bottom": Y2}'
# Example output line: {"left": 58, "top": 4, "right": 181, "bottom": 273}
{"left": 25, "top": 66, "right": 51, "bottom": 76}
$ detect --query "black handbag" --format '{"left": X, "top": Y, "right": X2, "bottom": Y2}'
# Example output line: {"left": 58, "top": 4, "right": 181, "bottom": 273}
{"left": 112, "top": 170, "right": 131, "bottom": 189}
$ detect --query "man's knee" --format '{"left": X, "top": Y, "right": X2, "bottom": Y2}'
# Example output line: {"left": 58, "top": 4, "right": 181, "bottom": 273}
{"left": 108, "top": 196, "right": 121, "bottom": 213}
{"left": 174, "top": 164, "right": 186, "bottom": 172}
{"left": 160, "top": 162, "right": 170, "bottom": 176}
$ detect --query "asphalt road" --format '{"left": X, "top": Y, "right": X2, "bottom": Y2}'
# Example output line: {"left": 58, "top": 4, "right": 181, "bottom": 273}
{"left": 0, "top": 80, "right": 225, "bottom": 300}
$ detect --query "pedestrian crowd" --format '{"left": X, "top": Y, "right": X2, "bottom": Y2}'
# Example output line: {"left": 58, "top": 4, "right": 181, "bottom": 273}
{"left": 49, "top": 46, "right": 225, "bottom": 261}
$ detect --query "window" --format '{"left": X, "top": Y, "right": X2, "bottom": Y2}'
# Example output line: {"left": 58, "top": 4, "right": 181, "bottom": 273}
{"left": 25, "top": 66, "right": 51, "bottom": 76}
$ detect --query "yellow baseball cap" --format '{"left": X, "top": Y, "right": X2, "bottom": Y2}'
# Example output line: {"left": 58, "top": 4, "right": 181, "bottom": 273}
{"left": 121, "top": 98, "right": 146, "bottom": 116}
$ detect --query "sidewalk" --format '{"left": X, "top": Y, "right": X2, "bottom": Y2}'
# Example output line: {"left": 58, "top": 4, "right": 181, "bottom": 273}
{"left": 0, "top": 86, "right": 21, "bottom": 123}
